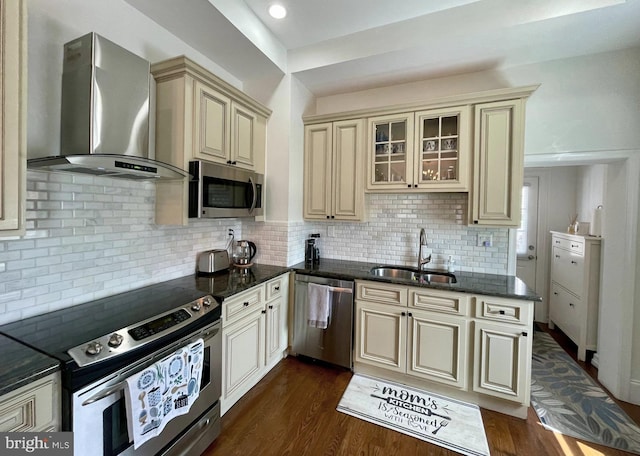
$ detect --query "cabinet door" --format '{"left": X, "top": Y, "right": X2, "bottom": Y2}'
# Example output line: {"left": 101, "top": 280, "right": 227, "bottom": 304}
{"left": 0, "top": 0, "right": 26, "bottom": 234}
{"left": 303, "top": 123, "right": 333, "bottom": 219}
{"left": 221, "top": 311, "right": 265, "bottom": 413}
{"left": 355, "top": 301, "right": 406, "bottom": 373}
{"left": 473, "top": 320, "right": 530, "bottom": 404}
{"left": 414, "top": 106, "right": 470, "bottom": 191}
{"left": 230, "top": 101, "right": 256, "bottom": 169}
{"left": 367, "top": 113, "right": 414, "bottom": 191}
{"left": 194, "top": 81, "right": 231, "bottom": 163}
{"left": 265, "top": 294, "right": 287, "bottom": 366}
{"left": 332, "top": 119, "right": 364, "bottom": 220}
{"left": 470, "top": 99, "right": 524, "bottom": 227}
{"left": 407, "top": 310, "right": 468, "bottom": 389}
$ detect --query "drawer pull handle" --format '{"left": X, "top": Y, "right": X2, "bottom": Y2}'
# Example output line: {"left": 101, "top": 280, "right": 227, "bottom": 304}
{"left": 243, "top": 302, "right": 250, "bottom": 307}
{"left": 571, "top": 244, "right": 579, "bottom": 248}
{"left": 522, "top": 331, "right": 528, "bottom": 337}
{"left": 555, "top": 255, "right": 560, "bottom": 258}
{"left": 569, "top": 303, "right": 575, "bottom": 307}
{"left": 571, "top": 261, "right": 577, "bottom": 264}
{"left": 268, "top": 305, "right": 273, "bottom": 309}
{"left": 499, "top": 310, "right": 505, "bottom": 315}
{"left": 274, "top": 286, "right": 280, "bottom": 291}
{"left": 555, "top": 240, "right": 560, "bottom": 244}
{"left": 261, "top": 310, "right": 266, "bottom": 314}
{"left": 553, "top": 292, "right": 558, "bottom": 295}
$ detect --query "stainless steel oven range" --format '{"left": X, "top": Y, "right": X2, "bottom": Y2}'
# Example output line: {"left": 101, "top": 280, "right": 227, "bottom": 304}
{"left": 0, "top": 276, "right": 222, "bottom": 456}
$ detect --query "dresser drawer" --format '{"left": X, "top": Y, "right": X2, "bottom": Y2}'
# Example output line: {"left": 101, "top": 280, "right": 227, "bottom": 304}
{"left": 356, "top": 281, "right": 407, "bottom": 307}
{"left": 409, "top": 288, "right": 470, "bottom": 316}
{"left": 474, "top": 295, "right": 532, "bottom": 326}
{"left": 222, "top": 285, "right": 264, "bottom": 327}
{"left": 549, "top": 282, "right": 581, "bottom": 343}
{"left": 552, "top": 236, "right": 584, "bottom": 256}
{"left": 551, "top": 246, "right": 584, "bottom": 295}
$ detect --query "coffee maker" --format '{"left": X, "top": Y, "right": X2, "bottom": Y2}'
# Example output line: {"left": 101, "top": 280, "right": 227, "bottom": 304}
{"left": 305, "top": 233, "right": 320, "bottom": 265}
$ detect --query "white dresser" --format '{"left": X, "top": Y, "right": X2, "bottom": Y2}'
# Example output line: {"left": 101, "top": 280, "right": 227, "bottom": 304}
{"left": 548, "top": 231, "right": 602, "bottom": 361}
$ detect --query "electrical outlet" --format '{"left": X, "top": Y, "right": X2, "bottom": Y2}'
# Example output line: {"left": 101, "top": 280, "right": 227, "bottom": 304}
{"left": 477, "top": 234, "right": 493, "bottom": 247}
{"left": 328, "top": 226, "right": 335, "bottom": 237}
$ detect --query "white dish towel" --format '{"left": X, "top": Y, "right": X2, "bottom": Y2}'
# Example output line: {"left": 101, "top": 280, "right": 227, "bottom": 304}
{"left": 124, "top": 338, "right": 204, "bottom": 449}
{"left": 308, "top": 283, "right": 332, "bottom": 329}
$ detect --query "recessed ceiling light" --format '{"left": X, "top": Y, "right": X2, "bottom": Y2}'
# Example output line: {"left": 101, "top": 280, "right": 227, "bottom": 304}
{"left": 268, "top": 4, "right": 287, "bottom": 19}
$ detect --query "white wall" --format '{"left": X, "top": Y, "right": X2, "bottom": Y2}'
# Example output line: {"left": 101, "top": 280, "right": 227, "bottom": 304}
{"left": 577, "top": 165, "right": 606, "bottom": 230}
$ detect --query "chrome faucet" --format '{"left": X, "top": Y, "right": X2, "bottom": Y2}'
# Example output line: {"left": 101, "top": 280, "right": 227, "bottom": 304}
{"left": 418, "top": 228, "right": 431, "bottom": 270}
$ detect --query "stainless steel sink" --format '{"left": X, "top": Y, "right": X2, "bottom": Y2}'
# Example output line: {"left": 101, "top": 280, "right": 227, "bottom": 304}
{"left": 370, "top": 266, "right": 456, "bottom": 284}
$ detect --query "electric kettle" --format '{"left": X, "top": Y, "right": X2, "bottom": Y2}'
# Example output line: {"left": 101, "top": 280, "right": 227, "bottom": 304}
{"left": 232, "top": 240, "right": 257, "bottom": 266}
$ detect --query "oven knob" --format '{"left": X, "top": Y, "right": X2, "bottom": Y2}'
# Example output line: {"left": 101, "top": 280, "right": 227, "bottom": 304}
{"left": 203, "top": 297, "right": 212, "bottom": 307}
{"left": 85, "top": 341, "right": 103, "bottom": 356}
{"left": 191, "top": 303, "right": 201, "bottom": 312}
{"left": 108, "top": 333, "right": 124, "bottom": 348}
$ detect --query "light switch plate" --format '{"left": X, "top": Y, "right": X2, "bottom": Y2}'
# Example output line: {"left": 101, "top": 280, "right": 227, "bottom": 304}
{"left": 477, "top": 234, "right": 493, "bottom": 247}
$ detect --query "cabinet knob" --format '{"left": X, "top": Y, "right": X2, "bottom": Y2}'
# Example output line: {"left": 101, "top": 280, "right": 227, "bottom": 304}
{"left": 274, "top": 286, "right": 280, "bottom": 291}
{"left": 261, "top": 310, "right": 266, "bottom": 314}
{"left": 555, "top": 255, "right": 560, "bottom": 258}
{"left": 326, "top": 215, "right": 330, "bottom": 219}
{"left": 331, "top": 215, "right": 335, "bottom": 219}
{"left": 243, "top": 302, "right": 249, "bottom": 307}
{"left": 401, "top": 312, "right": 406, "bottom": 317}
{"left": 569, "top": 303, "right": 575, "bottom": 307}
{"left": 473, "top": 220, "right": 478, "bottom": 224}
{"left": 408, "top": 312, "right": 413, "bottom": 317}
{"left": 571, "top": 261, "right": 577, "bottom": 264}
{"left": 571, "top": 244, "right": 579, "bottom": 248}
{"left": 553, "top": 292, "right": 558, "bottom": 295}
{"left": 227, "top": 160, "right": 232, "bottom": 164}
{"left": 499, "top": 310, "right": 505, "bottom": 315}
{"left": 555, "top": 240, "right": 560, "bottom": 244}
{"left": 268, "top": 305, "right": 273, "bottom": 309}
{"left": 231, "top": 161, "right": 237, "bottom": 165}
{"left": 407, "top": 184, "right": 412, "bottom": 188}
{"left": 414, "top": 184, "right": 418, "bottom": 188}
{"left": 522, "top": 331, "right": 528, "bottom": 337}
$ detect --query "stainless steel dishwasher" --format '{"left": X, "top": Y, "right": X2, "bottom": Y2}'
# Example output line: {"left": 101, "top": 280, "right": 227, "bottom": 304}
{"left": 293, "top": 274, "right": 354, "bottom": 369}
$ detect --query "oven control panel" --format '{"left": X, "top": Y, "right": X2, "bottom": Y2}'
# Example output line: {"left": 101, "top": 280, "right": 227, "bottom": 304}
{"left": 67, "top": 295, "right": 219, "bottom": 367}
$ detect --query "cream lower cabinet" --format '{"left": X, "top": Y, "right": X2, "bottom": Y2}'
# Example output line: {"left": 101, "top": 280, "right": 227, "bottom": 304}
{"left": 354, "top": 280, "right": 535, "bottom": 418}
{"left": 0, "top": 0, "right": 27, "bottom": 235}
{"left": 469, "top": 99, "right": 525, "bottom": 227}
{"left": 355, "top": 282, "right": 469, "bottom": 389}
{"left": 303, "top": 119, "right": 365, "bottom": 221}
{"left": 0, "top": 372, "right": 60, "bottom": 432}
{"left": 221, "top": 273, "right": 289, "bottom": 415}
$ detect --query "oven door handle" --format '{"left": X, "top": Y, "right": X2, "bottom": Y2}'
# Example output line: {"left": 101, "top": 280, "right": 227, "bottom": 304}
{"left": 82, "top": 381, "right": 126, "bottom": 406}
{"left": 81, "top": 325, "right": 220, "bottom": 406}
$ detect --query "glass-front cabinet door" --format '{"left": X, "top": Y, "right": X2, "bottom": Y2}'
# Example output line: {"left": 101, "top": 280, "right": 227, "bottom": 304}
{"left": 414, "top": 106, "right": 470, "bottom": 191}
{"left": 367, "top": 113, "right": 415, "bottom": 190}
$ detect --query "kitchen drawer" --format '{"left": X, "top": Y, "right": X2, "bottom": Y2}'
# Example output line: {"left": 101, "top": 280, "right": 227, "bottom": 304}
{"left": 552, "top": 236, "right": 584, "bottom": 256}
{"left": 549, "top": 282, "right": 581, "bottom": 344}
{"left": 266, "top": 274, "right": 287, "bottom": 301}
{"left": 222, "top": 285, "right": 265, "bottom": 327}
{"left": 474, "top": 295, "right": 532, "bottom": 326}
{"left": 409, "top": 288, "right": 470, "bottom": 316}
{"left": 356, "top": 281, "right": 407, "bottom": 307}
{"left": 551, "top": 246, "right": 584, "bottom": 296}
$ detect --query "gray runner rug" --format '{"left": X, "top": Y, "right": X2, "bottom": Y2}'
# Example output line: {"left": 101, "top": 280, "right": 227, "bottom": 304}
{"left": 532, "top": 330, "right": 640, "bottom": 454}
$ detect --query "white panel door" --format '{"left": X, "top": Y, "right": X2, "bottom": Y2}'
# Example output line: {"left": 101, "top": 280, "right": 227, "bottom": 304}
{"left": 355, "top": 301, "right": 406, "bottom": 373}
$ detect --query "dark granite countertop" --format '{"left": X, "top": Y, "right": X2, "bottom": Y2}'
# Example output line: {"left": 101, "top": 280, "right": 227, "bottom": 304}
{"left": 290, "top": 259, "right": 541, "bottom": 302}
{"left": 195, "top": 263, "right": 290, "bottom": 301}
{"left": 0, "top": 334, "right": 60, "bottom": 397}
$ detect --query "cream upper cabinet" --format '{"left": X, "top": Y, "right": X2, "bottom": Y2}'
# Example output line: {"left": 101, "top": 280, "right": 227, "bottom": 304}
{"left": 193, "top": 81, "right": 231, "bottom": 163}
{"left": 366, "top": 107, "right": 470, "bottom": 192}
{"left": 152, "top": 56, "right": 271, "bottom": 225}
{"left": 469, "top": 99, "right": 525, "bottom": 227}
{"left": 303, "top": 119, "right": 364, "bottom": 221}
{"left": 0, "top": 0, "right": 27, "bottom": 234}
{"left": 367, "top": 113, "right": 415, "bottom": 191}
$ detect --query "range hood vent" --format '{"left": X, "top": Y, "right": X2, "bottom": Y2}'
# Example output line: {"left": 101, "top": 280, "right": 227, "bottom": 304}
{"left": 27, "top": 32, "right": 189, "bottom": 181}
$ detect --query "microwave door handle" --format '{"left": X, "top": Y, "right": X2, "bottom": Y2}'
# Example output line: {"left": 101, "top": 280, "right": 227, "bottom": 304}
{"left": 249, "top": 177, "right": 257, "bottom": 214}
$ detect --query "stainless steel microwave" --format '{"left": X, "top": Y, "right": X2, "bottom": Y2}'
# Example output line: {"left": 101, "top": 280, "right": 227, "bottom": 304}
{"left": 189, "top": 160, "right": 264, "bottom": 218}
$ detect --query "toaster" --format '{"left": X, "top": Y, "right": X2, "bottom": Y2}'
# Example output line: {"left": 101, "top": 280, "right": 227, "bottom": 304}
{"left": 197, "top": 249, "right": 230, "bottom": 274}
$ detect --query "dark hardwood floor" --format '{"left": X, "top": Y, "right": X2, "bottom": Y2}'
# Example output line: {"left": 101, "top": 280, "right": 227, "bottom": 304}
{"left": 204, "top": 327, "right": 640, "bottom": 456}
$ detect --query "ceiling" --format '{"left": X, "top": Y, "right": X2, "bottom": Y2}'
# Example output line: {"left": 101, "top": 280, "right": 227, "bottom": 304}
{"left": 127, "top": 0, "right": 640, "bottom": 96}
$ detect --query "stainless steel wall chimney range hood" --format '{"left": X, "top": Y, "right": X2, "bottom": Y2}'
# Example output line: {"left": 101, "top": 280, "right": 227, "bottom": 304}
{"left": 27, "top": 33, "right": 189, "bottom": 180}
